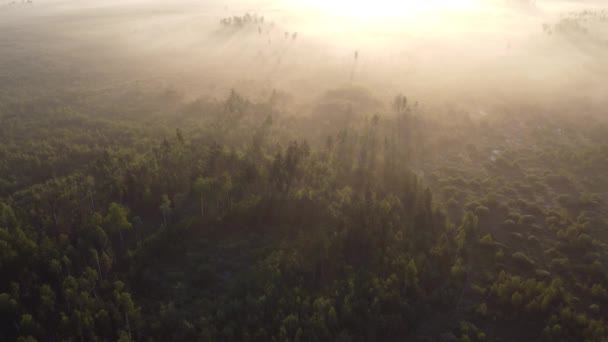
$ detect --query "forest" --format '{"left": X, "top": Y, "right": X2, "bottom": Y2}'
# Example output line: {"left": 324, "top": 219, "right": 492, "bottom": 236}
{"left": 1, "top": 0, "right": 608, "bottom": 341}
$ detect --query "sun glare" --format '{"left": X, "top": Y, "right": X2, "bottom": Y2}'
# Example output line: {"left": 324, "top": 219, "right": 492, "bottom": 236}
{"left": 284, "top": 0, "right": 486, "bottom": 36}
{"left": 292, "top": 0, "right": 481, "bottom": 19}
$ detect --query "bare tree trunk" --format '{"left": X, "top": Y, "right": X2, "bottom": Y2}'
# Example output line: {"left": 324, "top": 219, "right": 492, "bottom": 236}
{"left": 119, "top": 229, "right": 124, "bottom": 251}
{"left": 320, "top": 259, "right": 323, "bottom": 281}
{"left": 96, "top": 252, "right": 103, "bottom": 281}
{"left": 125, "top": 311, "right": 132, "bottom": 342}
{"left": 89, "top": 188, "right": 95, "bottom": 209}
{"left": 201, "top": 195, "right": 204, "bottom": 218}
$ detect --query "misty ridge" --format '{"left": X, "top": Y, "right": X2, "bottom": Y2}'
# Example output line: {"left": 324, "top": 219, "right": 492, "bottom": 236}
{"left": 1, "top": 0, "right": 608, "bottom": 342}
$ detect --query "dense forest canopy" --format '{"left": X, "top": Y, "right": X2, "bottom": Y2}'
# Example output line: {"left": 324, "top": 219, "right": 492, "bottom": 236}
{"left": 1, "top": 0, "right": 607, "bottom": 341}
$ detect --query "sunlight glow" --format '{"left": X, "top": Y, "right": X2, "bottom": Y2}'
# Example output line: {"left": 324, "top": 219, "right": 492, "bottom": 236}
{"left": 291, "top": 0, "right": 482, "bottom": 19}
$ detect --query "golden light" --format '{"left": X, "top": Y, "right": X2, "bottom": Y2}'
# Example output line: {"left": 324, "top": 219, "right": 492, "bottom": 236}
{"left": 283, "top": 0, "right": 487, "bottom": 37}
{"left": 289, "top": 0, "right": 482, "bottom": 20}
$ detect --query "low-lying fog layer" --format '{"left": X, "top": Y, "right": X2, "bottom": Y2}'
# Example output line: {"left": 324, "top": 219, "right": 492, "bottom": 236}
{"left": 1, "top": 0, "right": 607, "bottom": 108}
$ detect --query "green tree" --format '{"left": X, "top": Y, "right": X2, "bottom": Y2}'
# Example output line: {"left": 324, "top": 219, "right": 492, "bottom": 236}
{"left": 104, "top": 203, "right": 132, "bottom": 250}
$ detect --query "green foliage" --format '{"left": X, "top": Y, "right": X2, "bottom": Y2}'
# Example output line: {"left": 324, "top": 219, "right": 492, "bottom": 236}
{"left": 475, "top": 303, "right": 488, "bottom": 317}
{"left": 479, "top": 234, "right": 494, "bottom": 246}
{"left": 512, "top": 252, "right": 535, "bottom": 267}
{"left": 1, "top": 82, "right": 607, "bottom": 341}
{"left": 590, "top": 284, "right": 608, "bottom": 300}
{"left": 474, "top": 206, "right": 490, "bottom": 217}
{"left": 0, "top": 89, "right": 464, "bottom": 341}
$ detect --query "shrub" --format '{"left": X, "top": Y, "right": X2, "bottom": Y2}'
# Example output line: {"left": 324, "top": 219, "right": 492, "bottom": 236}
{"left": 479, "top": 233, "right": 493, "bottom": 244}
{"left": 546, "top": 173, "right": 573, "bottom": 188}
{"left": 528, "top": 235, "right": 540, "bottom": 246}
{"left": 576, "top": 233, "right": 593, "bottom": 249}
{"left": 512, "top": 252, "right": 535, "bottom": 266}
{"left": 476, "top": 303, "right": 488, "bottom": 317}
{"left": 511, "top": 291, "right": 523, "bottom": 308}
{"left": 475, "top": 206, "right": 490, "bottom": 217}
{"left": 465, "top": 201, "right": 483, "bottom": 211}
{"left": 531, "top": 181, "right": 547, "bottom": 194}
{"left": 483, "top": 192, "right": 498, "bottom": 208}
{"left": 443, "top": 186, "right": 461, "bottom": 199}
{"left": 447, "top": 197, "right": 459, "bottom": 209}
{"left": 579, "top": 192, "right": 601, "bottom": 207}
{"left": 518, "top": 215, "right": 536, "bottom": 225}
{"left": 496, "top": 248, "right": 505, "bottom": 259}
{"left": 590, "top": 284, "right": 608, "bottom": 299}
{"left": 551, "top": 257, "right": 570, "bottom": 271}
{"left": 589, "top": 304, "right": 600, "bottom": 314}
{"left": 544, "top": 248, "right": 560, "bottom": 258}
{"left": 506, "top": 212, "right": 522, "bottom": 222}
{"left": 535, "top": 269, "right": 551, "bottom": 279}
{"left": 451, "top": 258, "right": 466, "bottom": 278}
{"left": 510, "top": 232, "right": 524, "bottom": 241}
{"left": 471, "top": 282, "right": 488, "bottom": 295}
{"left": 502, "top": 219, "right": 517, "bottom": 231}
{"left": 556, "top": 194, "right": 577, "bottom": 208}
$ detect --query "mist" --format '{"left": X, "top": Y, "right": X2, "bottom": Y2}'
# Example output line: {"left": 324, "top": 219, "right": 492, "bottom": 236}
{"left": 3, "top": 1, "right": 608, "bottom": 341}
{"left": 2, "top": 0, "right": 607, "bottom": 110}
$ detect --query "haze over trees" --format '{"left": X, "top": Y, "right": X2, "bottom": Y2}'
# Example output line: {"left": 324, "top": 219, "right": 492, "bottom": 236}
{"left": 0, "top": 0, "right": 607, "bottom": 341}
